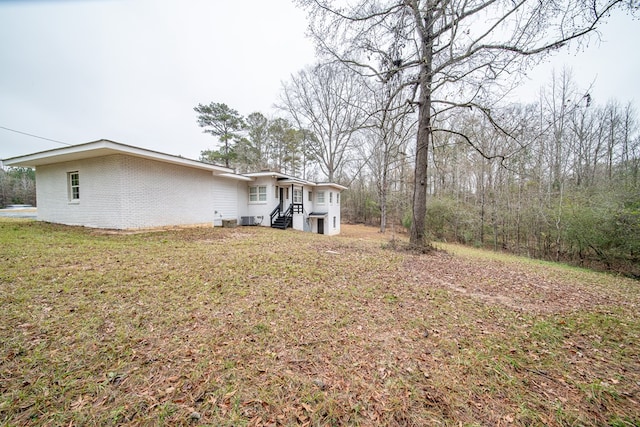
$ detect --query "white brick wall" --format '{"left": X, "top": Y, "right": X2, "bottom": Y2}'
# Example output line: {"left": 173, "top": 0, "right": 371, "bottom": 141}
{"left": 35, "top": 154, "right": 239, "bottom": 229}
{"left": 32, "top": 153, "right": 342, "bottom": 233}
{"left": 36, "top": 155, "right": 125, "bottom": 228}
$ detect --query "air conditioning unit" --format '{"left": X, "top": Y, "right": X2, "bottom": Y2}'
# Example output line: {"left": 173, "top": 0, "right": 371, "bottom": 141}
{"left": 241, "top": 216, "right": 258, "bottom": 226}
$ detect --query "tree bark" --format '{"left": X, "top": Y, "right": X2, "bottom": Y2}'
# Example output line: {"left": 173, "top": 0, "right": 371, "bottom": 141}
{"left": 410, "top": 6, "right": 433, "bottom": 246}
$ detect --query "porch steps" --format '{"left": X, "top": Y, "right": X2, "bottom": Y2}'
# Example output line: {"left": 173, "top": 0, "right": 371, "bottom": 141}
{"left": 271, "top": 215, "right": 292, "bottom": 230}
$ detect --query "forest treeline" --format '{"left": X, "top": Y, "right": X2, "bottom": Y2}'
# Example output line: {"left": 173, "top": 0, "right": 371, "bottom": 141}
{"left": 0, "top": 167, "right": 35, "bottom": 208}
{"left": 344, "top": 70, "right": 640, "bottom": 277}
{"left": 3, "top": 68, "right": 638, "bottom": 276}
{"left": 191, "top": 68, "right": 639, "bottom": 277}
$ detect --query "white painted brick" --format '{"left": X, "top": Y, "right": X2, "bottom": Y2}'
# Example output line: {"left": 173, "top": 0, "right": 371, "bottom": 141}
{"left": 35, "top": 154, "right": 239, "bottom": 229}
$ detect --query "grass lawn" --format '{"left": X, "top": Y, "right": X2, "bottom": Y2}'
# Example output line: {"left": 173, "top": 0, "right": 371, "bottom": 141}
{"left": 1, "top": 219, "right": 639, "bottom": 426}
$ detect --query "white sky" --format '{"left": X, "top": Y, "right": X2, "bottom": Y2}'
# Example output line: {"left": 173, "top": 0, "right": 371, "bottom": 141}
{"left": 1, "top": 1, "right": 638, "bottom": 162}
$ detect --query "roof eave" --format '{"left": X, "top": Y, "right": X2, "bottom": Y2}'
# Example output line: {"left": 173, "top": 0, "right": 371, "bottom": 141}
{"left": 3, "top": 139, "right": 234, "bottom": 174}
{"left": 314, "top": 182, "right": 348, "bottom": 191}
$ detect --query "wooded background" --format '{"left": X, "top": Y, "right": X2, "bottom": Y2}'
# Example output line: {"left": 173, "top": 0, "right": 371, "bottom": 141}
{"left": 5, "top": 0, "right": 639, "bottom": 277}
{"left": 192, "top": 65, "right": 639, "bottom": 277}
{"left": 0, "top": 167, "right": 35, "bottom": 208}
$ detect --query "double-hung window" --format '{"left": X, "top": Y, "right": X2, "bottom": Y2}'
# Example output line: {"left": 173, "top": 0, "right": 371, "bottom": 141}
{"left": 68, "top": 171, "right": 80, "bottom": 201}
{"left": 249, "top": 185, "right": 267, "bottom": 203}
{"left": 317, "top": 191, "right": 325, "bottom": 205}
{"left": 293, "top": 188, "right": 302, "bottom": 204}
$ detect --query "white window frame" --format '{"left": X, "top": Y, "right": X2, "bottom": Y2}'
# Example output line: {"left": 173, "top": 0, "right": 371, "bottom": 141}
{"left": 293, "top": 188, "right": 302, "bottom": 204}
{"left": 68, "top": 171, "right": 80, "bottom": 202}
{"left": 308, "top": 191, "right": 312, "bottom": 202}
{"left": 333, "top": 216, "right": 337, "bottom": 228}
{"left": 337, "top": 193, "right": 340, "bottom": 204}
{"left": 329, "top": 192, "right": 333, "bottom": 204}
{"left": 317, "top": 191, "right": 325, "bottom": 205}
{"left": 249, "top": 185, "right": 267, "bottom": 203}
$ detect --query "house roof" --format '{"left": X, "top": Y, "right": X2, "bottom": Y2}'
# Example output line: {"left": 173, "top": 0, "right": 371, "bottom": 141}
{"left": 314, "top": 182, "right": 348, "bottom": 191}
{"left": 2, "top": 139, "right": 236, "bottom": 175}
{"left": 244, "top": 171, "right": 312, "bottom": 184}
{"left": 3, "top": 140, "right": 348, "bottom": 188}
{"left": 244, "top": 171, "right": 347, "bottom": 190}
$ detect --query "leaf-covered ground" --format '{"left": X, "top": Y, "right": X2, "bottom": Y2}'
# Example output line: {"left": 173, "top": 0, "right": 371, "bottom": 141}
{"left": 1, "top": 219, "right": 639, "bottom": 426}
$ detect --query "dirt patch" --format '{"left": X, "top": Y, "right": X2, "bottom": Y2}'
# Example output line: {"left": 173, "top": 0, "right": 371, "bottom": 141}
{"left": 404, "top": 251, "right": 638, "bottom": 315}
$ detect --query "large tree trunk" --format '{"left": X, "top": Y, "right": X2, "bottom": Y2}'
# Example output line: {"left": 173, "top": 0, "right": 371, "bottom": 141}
{"left": 410, "top": 93, "right": 431, "bottom": 244}
{"left": 409, "top": 9, "right": 433, "bottom": 247}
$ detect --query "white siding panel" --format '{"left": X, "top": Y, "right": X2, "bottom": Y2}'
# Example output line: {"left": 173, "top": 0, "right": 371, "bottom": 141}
{"left": 237, "top": 185, "right": 249, "bottom": 218}
{"left": 212, "top": 177, "right": 238, "bottom": 226}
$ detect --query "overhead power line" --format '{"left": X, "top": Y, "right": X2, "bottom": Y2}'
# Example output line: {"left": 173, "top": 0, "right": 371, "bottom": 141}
{"left": 0, "top": 125, "right": 72, "bottom": 146}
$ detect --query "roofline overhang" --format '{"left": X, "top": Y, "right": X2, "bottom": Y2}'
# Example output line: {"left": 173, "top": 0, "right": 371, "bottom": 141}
{"left": 243, "top": 171, "right": 290, "bottom": 180}
{"left": 243, "top": 172, "right": 347, "bottom": 190}
{"left": 244, "top": 171, "right": 313, "bottom": 186}
{"left": 314, "top": 182, "right": 348, "bottom": 191}
{"left": 2, "top": 139, "right": 234, "bottom": 174}
{"left": 277, "top": 178, "right": 315, "bottom": 186}
{"left": 218, "top": 172, "right": 253, "bottom": 182}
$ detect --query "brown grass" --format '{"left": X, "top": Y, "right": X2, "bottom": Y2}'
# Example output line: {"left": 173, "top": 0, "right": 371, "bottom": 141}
{"left": 1, "top": 219, "right": 639, "bottom": 426}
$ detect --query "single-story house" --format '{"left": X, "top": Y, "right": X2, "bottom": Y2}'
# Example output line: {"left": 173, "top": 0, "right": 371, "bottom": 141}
{"left": 3, "top": 139, "right": 347, "bottom": 235}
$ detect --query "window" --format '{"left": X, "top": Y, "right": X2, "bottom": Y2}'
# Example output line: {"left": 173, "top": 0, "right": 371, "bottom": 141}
{"left": 329, "top": 192, "right": 333, "bottom": 204}
{"left": 68, "top": 171, "right": 80, "bottom": 201}
{"left": 308, "top": 191, "right": 312, "bottom": 202}
{"left": 275, "top": 186, "right": 279, "bottom": 199}
{"left": 293, "top": 188, "right": 302, "bottom": 204}
{"left": 317, "top": 191, "right": 325, "bottom": 204}
{"left": 337, "top": 193, "right": 340, "bottom": 204}
{"left": 249, "top": 185, "right": 267, "bottom": 202}
{"left": 333, "top": 216, "right": 337, "bottom": 228}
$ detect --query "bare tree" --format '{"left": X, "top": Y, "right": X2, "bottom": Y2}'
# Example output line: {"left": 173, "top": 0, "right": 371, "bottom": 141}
{"left": 279, "top": 63, "right": 370, "bottom": 182}
{"left": 366, "top": 82, "right": 415, "bottom": 232}
{"left": 297, "top": 0, "right": 635, "bottom": 246}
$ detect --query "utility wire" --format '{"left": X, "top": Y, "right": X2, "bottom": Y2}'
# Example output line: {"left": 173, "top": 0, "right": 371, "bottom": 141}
{"left": 0, "top": 125, "right": 72, "bottom": 146}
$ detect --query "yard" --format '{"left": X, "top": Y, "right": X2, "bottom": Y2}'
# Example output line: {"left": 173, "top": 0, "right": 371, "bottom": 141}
{"left": 1, "top": 219, "right": 639, "bottom": 426}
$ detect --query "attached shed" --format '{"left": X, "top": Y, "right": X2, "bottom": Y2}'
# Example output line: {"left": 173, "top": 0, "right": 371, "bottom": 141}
{"left": 3, "top": 140, "right": 248, "bottom": 229}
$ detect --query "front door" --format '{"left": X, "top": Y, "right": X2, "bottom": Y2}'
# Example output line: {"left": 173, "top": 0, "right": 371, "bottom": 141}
{"left": 279, "top": 187, "right": 284, "bottom": 211}
{"left": 317, "top": 218, "right": 324, "bottom": 234}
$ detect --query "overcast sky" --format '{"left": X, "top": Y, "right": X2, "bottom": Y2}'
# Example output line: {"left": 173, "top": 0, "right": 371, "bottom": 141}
{"left": 1, "top": 0, "right": 638, "bottom": 162}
